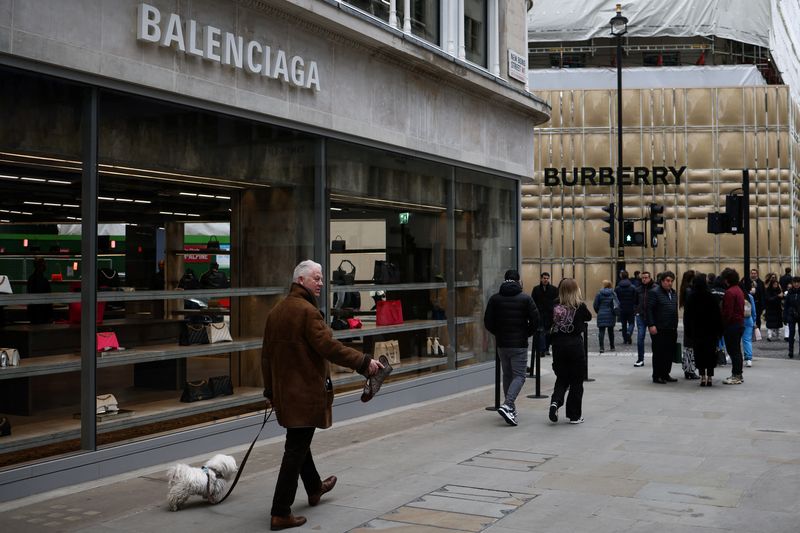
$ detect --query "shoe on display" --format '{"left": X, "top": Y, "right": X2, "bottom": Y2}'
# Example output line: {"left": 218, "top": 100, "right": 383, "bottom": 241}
{"left": 548, "top": 402, "right": 558, "bottom": 423}
{"left": 633, "top": 360, "right": 644, "bottom": 367}
{"left": 569, "top": 417, "right": 584, "bottom": 424}
{"left": 498, "top": 404, "right": 518, "bottom": 426}
{"left": 745, "top": 360, "right": 752, "bottom": 367}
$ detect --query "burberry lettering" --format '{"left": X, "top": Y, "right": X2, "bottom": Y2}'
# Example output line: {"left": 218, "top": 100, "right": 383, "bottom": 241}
{"left": 543, "top": 166, "right": 686, "bottom": 186}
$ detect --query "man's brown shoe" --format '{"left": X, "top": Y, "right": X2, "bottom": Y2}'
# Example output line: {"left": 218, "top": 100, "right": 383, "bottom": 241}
{"left": 308, "top": 475, "right": 337, "bottom": 506}
{"left": 270, "top": 514, "right": 307, "bottom": 530}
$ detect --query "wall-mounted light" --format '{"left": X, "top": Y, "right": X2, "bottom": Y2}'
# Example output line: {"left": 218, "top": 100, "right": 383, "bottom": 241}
{"left": 111, "top": 240, "right": 116, "bottom": 249}
{"left": 72, "top": 261, "right": 79, "bottom": 271}
{"left": 23, "top": 238, "right": 28, "bottom": 247}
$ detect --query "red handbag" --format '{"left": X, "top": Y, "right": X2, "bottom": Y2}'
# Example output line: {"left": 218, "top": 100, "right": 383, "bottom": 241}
{"left": 376, "top": 300, "right": 403, "bottom": 326}
{"left": 96, "top": 331, "right": 120, "bottom": 352}
{"left": 347, "top": 317, "right": 363, "bottom": 329}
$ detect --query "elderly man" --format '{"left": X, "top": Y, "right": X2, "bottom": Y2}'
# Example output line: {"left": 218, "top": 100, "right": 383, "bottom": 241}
{"left": 262, "top": 260, "right": 383, "bottom": 530}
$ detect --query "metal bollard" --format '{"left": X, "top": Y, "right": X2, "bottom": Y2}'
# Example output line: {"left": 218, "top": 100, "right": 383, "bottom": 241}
{"left": 485, "top": 348, "right": 501, "bottom": 411}
{"left": 584, "top": 322, "right": 595, "bottom": 382}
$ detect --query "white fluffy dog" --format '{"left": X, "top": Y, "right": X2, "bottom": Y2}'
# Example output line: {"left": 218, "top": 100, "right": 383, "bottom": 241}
{"left": 166, "top": 454, "right": 238, "bottom": 511}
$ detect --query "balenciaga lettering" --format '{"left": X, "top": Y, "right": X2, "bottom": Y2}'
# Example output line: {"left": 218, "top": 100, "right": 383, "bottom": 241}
{"left": 136, "top": 3, "right": 321, "bottom": 92}
{"left": 543, "top": 166, "right": 686, "bottom": 186}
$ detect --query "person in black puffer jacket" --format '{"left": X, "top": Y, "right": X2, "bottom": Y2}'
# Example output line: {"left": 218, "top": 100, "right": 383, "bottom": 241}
{"left": 614, "top": 271, "right": 637, "bottom": 345}
{"left": 646, "top": 271, "right": 679, "bottom": 384}
{"left": 484, "top": 269, "right": 540, "bottom": 426}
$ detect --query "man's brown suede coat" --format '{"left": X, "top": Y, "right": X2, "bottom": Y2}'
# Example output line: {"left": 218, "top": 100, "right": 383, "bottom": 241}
{"left": 262, "top": 283, "right": 369, "bottom": 428}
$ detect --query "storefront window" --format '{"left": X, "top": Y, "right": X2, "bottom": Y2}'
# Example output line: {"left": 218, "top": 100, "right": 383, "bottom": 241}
{"left": 344, "top": 1, "right": 440, "bottom": 45}
{"left": 464, "top": 0, "right": 488, "bottom": 67}
{"left": 455, "top": 168, "right": 517, "bottom": 362}
{"left": 0, "top": 68, "right": 85, "bottom": 467}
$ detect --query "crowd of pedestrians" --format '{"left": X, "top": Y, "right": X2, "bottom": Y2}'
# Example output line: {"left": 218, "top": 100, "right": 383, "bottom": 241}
{"left": 483, "top": 266, "right": 798, "bottom": 428}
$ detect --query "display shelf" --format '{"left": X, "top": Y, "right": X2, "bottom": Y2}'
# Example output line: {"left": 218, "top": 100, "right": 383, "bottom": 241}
{"left": 168, "top": 249, "right": 230, "bottom": 255}
{"left": 330, "top": 249, "right": 385, "bottom": 254}
{"left": 455, "top": 316, "right": 478, "bottom": 325}
{"left": 0, "top": 387, "right": 267, "bottom": 455}
{"left": 0, "top": 286, "right": 287, "bottom": 305}
{"left": 0, "top": 253, "right": 126, "bottom": 259}
{"left": 454, "top": 280, "right": 480, "bottom": 288}
{"left": 332, "top": 319, "right": 448, "bottom": 340}
{"left": 0, "top": 337, "right": 262, "bottom": 379}
{"left": 329, "top": 281, "right": 446, "bottom": 292}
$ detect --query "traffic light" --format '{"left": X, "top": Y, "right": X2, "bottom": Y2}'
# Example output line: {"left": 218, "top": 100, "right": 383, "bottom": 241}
{"left": 623, "top": 220, "right": 645, "bottom": 246}
{"left": 601, "top": 203, "right": 615, "bottom": 247}
{"left": 649, "top": 203, "right": 664, "bottom": 247}
{"left": 726, "top": 194, "right": 743, "bottom": 234}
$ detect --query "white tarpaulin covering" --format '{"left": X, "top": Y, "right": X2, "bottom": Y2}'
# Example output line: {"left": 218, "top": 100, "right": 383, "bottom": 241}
{"left": 527, "top": 0, "right": 770, "bottom": 47}
{"left": 770, "top": 0, "right": 800, "bottom": 102}
{"left": 529, "top": 65, "right": 767, "bottom": 90}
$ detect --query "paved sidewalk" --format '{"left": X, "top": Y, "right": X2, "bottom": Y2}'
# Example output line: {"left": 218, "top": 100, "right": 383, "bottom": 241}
{"left": 2, "top": 351, "right": 799, "bottom": 532}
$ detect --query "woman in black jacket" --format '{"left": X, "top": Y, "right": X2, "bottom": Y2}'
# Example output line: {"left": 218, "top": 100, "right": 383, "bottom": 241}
{"left": 548, "top": 278, "right": 592, "bottom": 424}
{"left": 683, "top": 274, "right": 723, "bottom": 386}
{"left": 764, "top": 277, "right": 784, "bottom": 341}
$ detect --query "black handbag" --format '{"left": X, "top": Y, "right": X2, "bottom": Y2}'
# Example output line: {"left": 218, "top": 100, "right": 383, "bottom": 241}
{"left": 179, "top": 322, "right": 210, "bottom": 345}
{"left": 373, "top": 260, "right": 401, "bottom": 284}
{"left": 331, "top": 317, "right": 349, "bottom": 330}
{"left": 209, "top": 375, "right": 234, "bottom": 397}
{"left": 180, "top": 380, "right": 214, "bottom": 402}
{"left": 331, "top": 235, "right": 346, "bottom": 253}
{"left": 207, "top": 236, "right": 221, "bottom": 249}
{"left": 178, "top": 269, "right": 201, "bottom": 290}
{"left": 332, "top": 260, "right": 356, "bottom": 285}
{"left": 0, "top": 416, "right": 11, "bottom": 437}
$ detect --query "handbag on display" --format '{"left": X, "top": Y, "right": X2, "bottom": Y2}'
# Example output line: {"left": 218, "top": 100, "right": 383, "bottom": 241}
{"left": 331, "top": 235, "right": 346, "bottom": 253}
{"left": 207, "top": 236, "right": 221, "bottom": 249}
{"left": 373, "top": 340, "right": 400, "bottom": 365}
{"left": 205, "top": 322, "right": 233, "bottom": 343}
{"left": 0, "top": 416, "right": 11, "bottom": 437}
{"left": 0, "top": 347, "right": 20, "bottom": 367}
{"left": 179, "top": 322, "right": 210, "bottom": 345}
{"left": 331, "top": 317, "right": 349, "bottom": 330}
{"left": 376, "top": 299, "right": 404, "bottom": 326}
{"left": 347, "top": 317, "right": 363, "bottom": 329}
{"left": 372, "top": 260, "right": 401, "bottom": 284}
{"left": 0, "top": 275, "right": 12, "bottom": 294}
{"left": 96, "top": 393, "right": 119, "bottom": 415}
{"left": 178, "top": 269, "right": 201, "bottom": 290}
{"left": 96, "top": 332, "right": 120, "bottom": 352}
{"left": 180, "top": 380, "right": 214, "bottom": 402}
{"left": 332, "top": 260, "right": 356, "bottom": 285}
{"left": 673, "top": 342, "right": 683, "bottom": 364}
{"left": 209, "top": 375, "right": 234, "bottom": 397}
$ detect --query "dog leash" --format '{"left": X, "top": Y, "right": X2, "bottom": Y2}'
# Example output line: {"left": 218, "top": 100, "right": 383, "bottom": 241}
{"left": 217, "top": 403, "right": 273, "bottom": 504}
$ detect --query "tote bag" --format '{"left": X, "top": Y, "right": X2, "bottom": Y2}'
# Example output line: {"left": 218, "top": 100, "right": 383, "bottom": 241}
{"left": 0, "top": 275, "right": 12, "bottom": 294}
{"left": 376, "top": 300, "right": 403, "bottom": 326}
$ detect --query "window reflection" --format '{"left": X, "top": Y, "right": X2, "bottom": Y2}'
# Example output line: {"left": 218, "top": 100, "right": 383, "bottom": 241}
{"left": 464, "top": 0, "right": 487, "bottom": 67}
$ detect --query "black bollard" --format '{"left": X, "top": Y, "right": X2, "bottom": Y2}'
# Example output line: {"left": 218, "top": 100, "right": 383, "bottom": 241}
{"left": 527, "top": 344, "right": 547, "bottom": 398}
{"left": 584, "top": 322, "right": 595, "bottom": 382}
{"left": 485, "top": 348, "right": 501, "bottom": 411}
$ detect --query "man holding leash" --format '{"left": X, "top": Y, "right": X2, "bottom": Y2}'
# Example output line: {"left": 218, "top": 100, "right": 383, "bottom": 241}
{"left": 262, "top": 260, "right": 384, "bottom": 530}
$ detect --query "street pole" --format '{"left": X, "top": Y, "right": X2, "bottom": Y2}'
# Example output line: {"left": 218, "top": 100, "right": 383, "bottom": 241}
{"left": 611, "top": 5, "right": 628, "bottom": 282}
{"left": 743, "top": 169, "right": 750, "bottom": 278}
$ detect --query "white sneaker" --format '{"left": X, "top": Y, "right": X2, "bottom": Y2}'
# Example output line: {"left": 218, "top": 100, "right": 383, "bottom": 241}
{"left": 498, "top": 404, "right": 518, "bottom": 426}
{"left": 745, "top": 360, "right": 752, "bottom": 367}
{"left": 569, "top": 417, "right": 584, "bottom": 424}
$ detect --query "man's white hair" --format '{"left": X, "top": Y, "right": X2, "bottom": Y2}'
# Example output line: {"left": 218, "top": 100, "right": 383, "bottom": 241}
{"left": 293, "top": 260, "right": 321, "bottom": 282}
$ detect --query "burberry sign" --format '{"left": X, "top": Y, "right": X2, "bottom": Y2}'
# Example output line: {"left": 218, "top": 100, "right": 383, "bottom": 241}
{"left": 543, "top": 166, "right": 686, "bottom": 186}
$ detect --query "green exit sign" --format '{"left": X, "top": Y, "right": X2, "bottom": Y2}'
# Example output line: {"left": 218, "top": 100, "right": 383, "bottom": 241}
{"left": 399, "top": 212, "right": 410, "bottom": 224}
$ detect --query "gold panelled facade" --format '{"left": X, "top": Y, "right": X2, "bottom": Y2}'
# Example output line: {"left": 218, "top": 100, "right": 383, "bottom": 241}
{"left": 523, "top": 86, "right": 799, "bottom": 296}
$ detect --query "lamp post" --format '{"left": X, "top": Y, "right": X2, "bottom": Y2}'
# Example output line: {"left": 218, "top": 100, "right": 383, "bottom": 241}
{"left": 610, "top": 3, "right": 628, "bottom": 280}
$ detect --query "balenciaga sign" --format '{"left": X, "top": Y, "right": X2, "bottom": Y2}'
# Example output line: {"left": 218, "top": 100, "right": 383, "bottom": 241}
{"left": 543, "top": 166, "right": 686, "bottom": 186}
{"left": 136, "top": 3, "right": 321, "bottom": 92}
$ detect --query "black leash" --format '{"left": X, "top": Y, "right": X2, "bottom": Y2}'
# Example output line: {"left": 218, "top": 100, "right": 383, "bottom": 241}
{"left": 217, "top": 404, "right": 273, "bottom": 504}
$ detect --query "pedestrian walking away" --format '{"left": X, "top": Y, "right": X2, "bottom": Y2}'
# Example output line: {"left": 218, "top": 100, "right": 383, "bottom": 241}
{"left": 646, "top": 271, "right": 679, "bottom": 384}
{"left": 262, "top": 260, "right": 384, "bottom": 530}
{"left": 614, "top": 270, "right": 637, "bottom": 345}
{"left": 532, "top": 272, "right": 558, "bottom": 356}
{"left": 484, "top": 269, "right": 540, "bottom": 427}
{"left": 683, "top": 273, "right": 723, "bottom": 386}
{"left": 548, "top": 278, "right": 592, "bottom": 425}
{"left": 593, "top": 280, "right": 619, "bottom": 353}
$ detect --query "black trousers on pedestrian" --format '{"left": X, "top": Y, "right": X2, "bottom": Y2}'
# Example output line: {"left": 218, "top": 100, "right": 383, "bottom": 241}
{"left": 650, "top": 328, "right": 677, "bottom": 380}
{"left": 550, "top": 336, "right": 584, "bottom": 421}
{"left": 723, "top": 324, "right": 744, "bottom": 377}
{"left": 271, "top": 426, "right": 322, "bottom": 517}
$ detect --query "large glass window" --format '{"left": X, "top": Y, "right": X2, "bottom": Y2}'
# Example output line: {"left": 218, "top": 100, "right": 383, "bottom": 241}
{"left": 464, "top": 0, "right": 488, "bottom": 67}
{"left": 344, "top": 1, "right": 440, "bottom": 45}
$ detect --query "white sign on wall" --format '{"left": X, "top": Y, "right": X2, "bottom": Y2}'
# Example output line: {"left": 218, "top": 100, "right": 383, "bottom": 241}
{"left": 136, "top": 3, "right": 321, "bottom": 92}
{"left": 507, "top": 49, "right": 527, "bottom": 84}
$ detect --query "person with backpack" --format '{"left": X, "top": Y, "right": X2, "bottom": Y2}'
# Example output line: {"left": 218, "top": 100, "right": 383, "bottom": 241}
{"left": 593, "top": 280, "right": 619, "bottom": 353}
{"left": 614, "top": 270, "right": 637, "bottom": 345}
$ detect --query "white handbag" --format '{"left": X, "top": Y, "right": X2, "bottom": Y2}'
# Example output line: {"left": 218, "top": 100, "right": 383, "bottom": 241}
{"left": 96, "top": 393, "right": 119, "bottom": 414}
{"left": 205, "top": 322, "right": 233, "bottom": 343}
{"left": 0, "top": 348, "right": 20, "bottom": 367}
{"left": 0, "top": 275, "right": 12, "bottom": 294}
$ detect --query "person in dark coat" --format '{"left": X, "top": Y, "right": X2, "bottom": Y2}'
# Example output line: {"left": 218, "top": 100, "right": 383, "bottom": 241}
{"left": 633, "top": 271, "right": 655, "bottom": 367}
{"left": 26, "top": 257, "right": 53, "bottom": 324}
{"left": 262, "top": 260, "right": 383, "bottom": 530}
{"left": 531, "top": 272, "right": 558, "bottom": 355}
{"left": 614, "top": 270, "right": 637, "bottom": 345}
{"left": 783, "top": 276, "right": 800, "bottom": 359}
{"left": 200, "top": 261, "right": 230, "bottom": 289}
{"left": 678, "top": 270, "right": 700, "bottom": 380}
{"left": 484, "top": 269, "right": 540, "bottom": 426}
{"left": 743, "top": 269, "right": 766, "bottom": 330}
{"left": 646, "top": 271, "right": 679, "bottom": 384}
{"left": 684, "top": 274, "right": 723, "bottom": 386}
{"left": 548, "top": 278, "right": 592, "bottom": 425}
{"left": 779, "top": 267, "right": 792, "bottom": 292}
{"left": 764, "top": 277, "right": 784, "bottom": 341}
{"left": 593, "top": 280, "right": 619, "bottom": 353}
